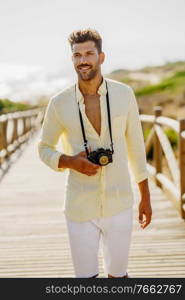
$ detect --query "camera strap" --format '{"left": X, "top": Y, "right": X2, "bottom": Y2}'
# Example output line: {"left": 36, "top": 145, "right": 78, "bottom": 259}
{"left": 75, "top": 79, "right": 114, "bottom": 156}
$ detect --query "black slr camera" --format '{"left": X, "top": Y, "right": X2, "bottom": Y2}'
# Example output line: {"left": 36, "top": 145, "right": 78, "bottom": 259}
{"left": 87, "top": 148, "right": 113, "bottom": 166}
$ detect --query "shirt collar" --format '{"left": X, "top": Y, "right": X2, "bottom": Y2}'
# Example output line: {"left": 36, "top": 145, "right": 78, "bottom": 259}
{"left": 75, "top": 77, "right": 107, "bottom": 104}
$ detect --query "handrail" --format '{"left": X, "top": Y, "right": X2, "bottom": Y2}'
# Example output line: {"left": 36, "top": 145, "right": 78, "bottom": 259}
{"left": 0, "top": 104, "right": 185, "bottom": 219}
{"left": 0, "top": 106, "right": 45, "bottom": 179}
{"left": 140, "top": 106, "right": 185, "bottom": 219}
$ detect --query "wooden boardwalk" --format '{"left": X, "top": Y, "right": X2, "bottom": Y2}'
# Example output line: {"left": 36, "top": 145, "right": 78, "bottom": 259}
{"left": 0, "top": 130, "right": 185, "bottom": 278}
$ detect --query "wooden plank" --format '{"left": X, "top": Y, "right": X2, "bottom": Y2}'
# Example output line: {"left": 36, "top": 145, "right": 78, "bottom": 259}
{"left": 155, "top": 124, "right": 179, "bottom": 187}
{"left": 0, "top": 131, "right": 185, "bottom": 278}
{"left": 156, "top": 116, "right": 179, "bottom": 133}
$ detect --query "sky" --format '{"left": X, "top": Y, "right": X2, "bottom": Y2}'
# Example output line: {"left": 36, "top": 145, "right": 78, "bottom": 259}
{"left": 0, "top": 0, "right": 185, "bottom": 78}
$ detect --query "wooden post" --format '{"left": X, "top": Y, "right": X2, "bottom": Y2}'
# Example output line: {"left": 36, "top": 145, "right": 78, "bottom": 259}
{"left": 179, "top": 118, "right": 185, "bottom": 219}
{"left": 23, "top": 116, "right": 27, "bottom": 134}
{"left": 12, "top": 117, "right": 18, "bottom": 142}
{"left": 0, "top": 120, "right": 8, "bottom": 150}
{"left": 0, "top": 119, "right": 8, "bottom": 164}
{"left": 154, "top": 106, "right": 162, "bottom": 188}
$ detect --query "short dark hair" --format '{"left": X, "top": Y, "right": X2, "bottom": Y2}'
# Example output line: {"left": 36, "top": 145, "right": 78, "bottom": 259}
{"left": 68, "top": 28, "right": 102, "bottom": 53}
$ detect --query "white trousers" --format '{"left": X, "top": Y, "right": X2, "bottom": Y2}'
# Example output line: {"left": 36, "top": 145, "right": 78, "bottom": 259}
{"left": 65, "top": 207, "right": 133, "bottom": 278}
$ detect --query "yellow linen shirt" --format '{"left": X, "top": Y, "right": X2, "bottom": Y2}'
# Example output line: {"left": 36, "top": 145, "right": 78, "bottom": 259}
{"left": 38, "top": 77, "right": 149, "bottom": 222}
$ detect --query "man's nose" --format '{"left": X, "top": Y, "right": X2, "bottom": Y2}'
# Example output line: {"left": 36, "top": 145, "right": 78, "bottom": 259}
{"left": 79, "top": 56, "right": 88, "bottom": 64}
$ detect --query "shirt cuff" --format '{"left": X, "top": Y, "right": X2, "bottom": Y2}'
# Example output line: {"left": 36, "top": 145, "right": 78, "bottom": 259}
{"left": 135, "top": 170, "right": 149, "bottom": 183}
{"left": 50, "top": 151, "right": 66, "bottom": 172}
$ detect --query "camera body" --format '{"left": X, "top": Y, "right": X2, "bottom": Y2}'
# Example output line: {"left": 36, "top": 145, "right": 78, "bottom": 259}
{"left": 87, "top": 148, "right": 113, "bottom": 166}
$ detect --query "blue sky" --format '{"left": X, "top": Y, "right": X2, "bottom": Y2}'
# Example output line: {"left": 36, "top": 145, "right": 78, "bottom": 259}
{"left": 0, "top": 0, "right": 185, "bottom": 77}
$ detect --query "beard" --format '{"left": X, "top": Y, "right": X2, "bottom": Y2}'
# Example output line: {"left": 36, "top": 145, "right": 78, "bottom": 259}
{"left": 76, "top": 65, "right": 99, "bottom": 81}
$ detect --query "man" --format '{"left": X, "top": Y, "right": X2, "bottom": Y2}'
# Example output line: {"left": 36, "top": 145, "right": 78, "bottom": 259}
{"left": 38, "top": 28, "right": 152, "bottom": 278}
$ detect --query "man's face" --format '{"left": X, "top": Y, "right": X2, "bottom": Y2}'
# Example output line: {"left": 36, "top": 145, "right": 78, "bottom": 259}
{"left": 71, "top": 40, "right": 105, "bottom": 81}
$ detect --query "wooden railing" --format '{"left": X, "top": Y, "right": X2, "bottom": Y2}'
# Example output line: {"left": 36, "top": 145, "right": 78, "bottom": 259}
{"left": 140, "top": 106, "right": 185, "bottom": 219}
{"left": 1, "top": 104, "right": 185, "bottom": 220}
{"left": 0, "top": 107, "right": 45, "bottom": 178}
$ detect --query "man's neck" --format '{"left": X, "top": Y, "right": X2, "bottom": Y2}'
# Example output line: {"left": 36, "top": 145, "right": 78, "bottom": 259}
{"left": 78, "top": 74, "right": 103, "bottom": 96}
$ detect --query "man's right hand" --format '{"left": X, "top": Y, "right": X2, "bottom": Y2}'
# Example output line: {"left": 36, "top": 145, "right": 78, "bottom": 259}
{"left": 70, "top": 149, "right": 101, "bottom": 176}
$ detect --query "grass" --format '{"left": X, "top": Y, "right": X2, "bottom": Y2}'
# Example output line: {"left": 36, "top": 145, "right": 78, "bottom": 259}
{"left": 144, "top": 127, "right": 178, "bottom": 160}
{"left": 0, "top": 98, "right": 36, "bottom": 115}
{"left": 135, "top": 71, "right": 185, "bottom": 97}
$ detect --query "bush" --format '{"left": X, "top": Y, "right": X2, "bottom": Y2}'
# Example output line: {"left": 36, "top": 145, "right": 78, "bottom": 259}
{"left": 0, "top": 98, "right": 35, "bottom": 115}
{"left": 135, "top": 71, "right": 185, "bottom": 97}
{"left": 143, "top": 127, "right": 178, "bottom": 160}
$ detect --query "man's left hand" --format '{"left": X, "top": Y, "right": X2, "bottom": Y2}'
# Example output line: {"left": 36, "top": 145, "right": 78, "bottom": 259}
{"left": 138, "top": 194, "right": 152, "bottom": 229}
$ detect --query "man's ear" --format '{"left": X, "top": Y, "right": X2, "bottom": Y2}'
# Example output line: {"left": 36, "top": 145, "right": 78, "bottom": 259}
{"left": 99, "top": 52, "right": 105, "bottom": 65}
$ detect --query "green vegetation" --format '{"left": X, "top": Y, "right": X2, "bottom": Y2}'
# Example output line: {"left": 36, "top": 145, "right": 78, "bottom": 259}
{"left": 144, "top": 127, "right": 178, "bottom": 160}
{"left": 135, "top": 71, "right": 185, "bottom": 97}
{"left": 144, "top": 127, "right": 178, "bottom": 147}
{"left": 121, "top": 77, "right": 132, "bottom": 84}
{"left": 0, "top": 98, "right": 36, "bottom": 115}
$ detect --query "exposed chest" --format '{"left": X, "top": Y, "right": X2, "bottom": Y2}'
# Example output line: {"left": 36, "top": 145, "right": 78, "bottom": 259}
{"left": 84, "top": 94, "right": 101, "bottom": 136}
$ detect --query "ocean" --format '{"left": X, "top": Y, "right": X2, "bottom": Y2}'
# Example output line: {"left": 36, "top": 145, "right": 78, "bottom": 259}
{"left": 0, "top": 63, "right": 71, "bottom": 104}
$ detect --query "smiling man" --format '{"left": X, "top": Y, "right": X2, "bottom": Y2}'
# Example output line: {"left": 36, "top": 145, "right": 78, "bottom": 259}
{"left": 38, "top": 28, "right": 152, "bottom": 278}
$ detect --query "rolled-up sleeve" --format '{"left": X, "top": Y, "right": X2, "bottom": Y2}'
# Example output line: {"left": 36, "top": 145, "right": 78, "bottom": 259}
{"left": 125, "top": 87, "right": 148, "bottom": 183}
{"left": 37, "top": 97, "right": 66, "bottom": 172}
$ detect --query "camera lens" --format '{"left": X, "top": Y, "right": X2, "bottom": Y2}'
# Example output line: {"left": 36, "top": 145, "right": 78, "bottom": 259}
{"left": 99, "top": 154, "right": 109, "bottom": 166}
